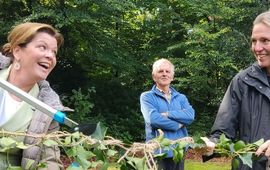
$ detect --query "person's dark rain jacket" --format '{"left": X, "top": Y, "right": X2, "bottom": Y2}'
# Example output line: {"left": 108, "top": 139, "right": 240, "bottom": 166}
{"left": 210, "top": 62, "right": 270, "bottom": 170}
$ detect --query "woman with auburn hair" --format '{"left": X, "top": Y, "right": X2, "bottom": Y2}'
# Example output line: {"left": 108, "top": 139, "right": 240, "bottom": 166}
{"left": 0, "top": 22, "right": 68, "bottom": 169}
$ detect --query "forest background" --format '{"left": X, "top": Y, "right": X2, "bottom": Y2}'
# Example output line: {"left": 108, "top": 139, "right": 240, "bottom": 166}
{"left": 0, "top": 0, "right": 268, "bottom": 143}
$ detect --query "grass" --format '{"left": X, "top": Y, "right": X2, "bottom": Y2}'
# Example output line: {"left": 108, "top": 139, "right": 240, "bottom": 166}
{"left": 185, "top": 159, "right": 231, "bottom": 170}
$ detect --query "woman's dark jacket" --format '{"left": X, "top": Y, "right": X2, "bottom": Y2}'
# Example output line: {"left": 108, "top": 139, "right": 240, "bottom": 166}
{"left": 211, "top": 62, "right": 270, "bottom": 170}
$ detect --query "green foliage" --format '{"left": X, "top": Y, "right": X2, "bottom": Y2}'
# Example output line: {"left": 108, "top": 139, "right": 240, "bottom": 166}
{"left": 192, "top": 134, "right": 264, "bottom": 169}
{"left": 0, "top": 123, "right": 156, "bottom": 169}
{"left": 1, "top": 0, "right": 270, "bottom": 142}
{"left": 0, "top": 129, "right": 265, "bottom": 170}
{"left": 62, "top": 87, "right": 95, "bottom": 123}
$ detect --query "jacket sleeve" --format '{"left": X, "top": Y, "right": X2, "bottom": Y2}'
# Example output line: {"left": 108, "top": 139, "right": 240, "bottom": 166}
{"left": 210, "top": 75, "right": 242, "bottom": 141}
{"left": 167, "top": 94, "right": 195, "bottom": 125}
{"left": 140, "top": 92, "right": 180, "bottom": 131}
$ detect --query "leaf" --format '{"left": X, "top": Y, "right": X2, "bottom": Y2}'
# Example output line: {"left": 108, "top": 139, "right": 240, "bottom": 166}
{"left": 232, "top": 158, "right": 240, "bottom": 170}
{"left": 37, "top": 162, "right": 47, "bottom": 168}
{"left": 107, "top": 149, "right": 118, "bottom": 157}
{"left": 173, "top": 148, "right": 184, "bottom": 162}
{"left": 173, "top": 143, "right": 185, "bottom": 162}
{"left": 239, "top": 153, "right": 253, "bottom": 168}
{"left": 74, "top": 145, "right": 94, "bottom": 169}
{"left": 0, "top": 137, "right": 16, "bottom": 147}
{"left": 7, "top": 166, "right": 23, "bottom": 170}
{"left": 71, "top": 131, "right": 80, "bottom": 139}
{"left": 98, "top": 143, "right": 107, "bottom": 150}
{"left": 219, "top": 134, "right": 231, "bottom": 144}
{"left": 90, "top": 160, "right": 103, "bottom": 169}
{"left": 107, "top": 164, "right": 121, "bottom": 170}
{"left": 16, "top": 142, "right": 30, "bottom": 149}
{"left": 126, "top": 157, "right": 147, "bottom": 170}
{"left": 156, "top": 129, "right": 164, "bottom": 142}
{"left": 160, "top": 138, "right": 171, "bottom": 147}
{"left": 234, "top": 140, "right": 246, "bottom": 151}
{"left": 66, "top": 147, "right": 78, "bottom": 157}
{"left": 25, "top": 159, "right": 35, "bottom": 170}
{"left": 153, "top": 153, "right": 166, "bottom": 159}
{"left": 91, "top": 122, "right": 108, "bottom": 140}
{"left": 43, "top": 139, "right": 58, "bottom": 147}
{"left": 65, "top": 136, "right": 72, "bottom": 145}
{"left": 252, "top": 139, "right": 264, "bottom": 147}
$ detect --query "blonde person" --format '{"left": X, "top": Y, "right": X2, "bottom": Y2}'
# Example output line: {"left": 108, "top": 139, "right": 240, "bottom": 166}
{"left": 140, "top": 58, "right": 195, "bottom": 170}
{"left": 203, "top": 11, "right": 270, "bottom": 170}
{"left": 0, "top": 22, "right": 69, "bottom": 169}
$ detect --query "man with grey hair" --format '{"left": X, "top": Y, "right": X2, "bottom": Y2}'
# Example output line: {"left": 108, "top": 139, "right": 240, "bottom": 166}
{"left": 140, "top": 58, "right": 195, "bottom": 170}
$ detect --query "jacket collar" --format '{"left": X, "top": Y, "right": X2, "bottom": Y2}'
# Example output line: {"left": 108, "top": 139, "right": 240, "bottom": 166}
{"left": 246, "top": 62, "right": 269, "bottom": 87}
{"left": 151, "top": 84, "right": 179, "bottom": 98}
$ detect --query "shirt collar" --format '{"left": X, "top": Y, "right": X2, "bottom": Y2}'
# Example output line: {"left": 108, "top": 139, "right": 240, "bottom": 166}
{"left": 156, "top": 86, "right": 171, "bottom": 95}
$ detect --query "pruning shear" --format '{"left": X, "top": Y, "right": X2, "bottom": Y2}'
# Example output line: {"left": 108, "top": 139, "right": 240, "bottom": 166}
{"left": 0, "top": 78, "right": 78, "bottom": 128}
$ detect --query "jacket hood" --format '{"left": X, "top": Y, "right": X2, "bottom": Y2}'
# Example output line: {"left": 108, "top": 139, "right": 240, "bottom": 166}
{"left": 0, "top": 53, "right": 11, "bottom": 69}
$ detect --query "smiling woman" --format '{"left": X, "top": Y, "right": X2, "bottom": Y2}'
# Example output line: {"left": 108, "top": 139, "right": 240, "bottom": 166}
{"left": 203, "top": 10, "right": 270, "bottom": 170}
{"left": 0, "top": 22, "right": 67, "bottom": 169}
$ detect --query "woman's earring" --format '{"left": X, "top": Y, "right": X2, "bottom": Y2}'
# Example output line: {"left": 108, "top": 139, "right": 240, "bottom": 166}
{"left": 14, "top": 61, "right": 21, "bottom": 70}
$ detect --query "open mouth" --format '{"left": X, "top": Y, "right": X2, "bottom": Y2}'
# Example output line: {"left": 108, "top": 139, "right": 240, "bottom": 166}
{"left": 38, "top": 62, "right": 50, "bottom": 69}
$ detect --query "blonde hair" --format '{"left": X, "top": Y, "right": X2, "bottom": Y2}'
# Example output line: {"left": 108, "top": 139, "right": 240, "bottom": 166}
{"left": 152, "top": 58, "right": 175, "bottom": 76}
{"left": 253, "top": 11, "right": 270, "bottom": 27}
{"left": 2, "top": 22, "right": 63, "bottom": 59}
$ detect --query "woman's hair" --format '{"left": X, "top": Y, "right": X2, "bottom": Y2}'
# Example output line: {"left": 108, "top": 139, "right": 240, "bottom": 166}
{"left": 152, "top": 58, "right": 175, "bottom": 76}
{"left": 253, "top": 11, "right": 270, "bottom": 27}
{"left": 1, "top": 22, "right": 64, "bottom": 59}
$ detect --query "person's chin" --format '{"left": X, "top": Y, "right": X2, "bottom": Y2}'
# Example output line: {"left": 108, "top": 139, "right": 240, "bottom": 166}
{"left": 258, "top": 62, "right": 269, "bottom": 68}
{"left": 36, "top": 74, "right": 48, "bottom": 82}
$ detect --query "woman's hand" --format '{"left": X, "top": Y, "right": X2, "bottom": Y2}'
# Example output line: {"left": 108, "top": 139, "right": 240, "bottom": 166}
{"left": 200, "top": 137, "right": 216, "bottom": 156}
{"left": 256, "top": 140, "right": 270, "bottom": 157}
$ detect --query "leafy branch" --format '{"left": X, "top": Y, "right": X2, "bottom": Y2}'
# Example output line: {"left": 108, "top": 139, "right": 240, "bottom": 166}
{"left": 0, "top": 124, "right": 192, "bottom": 170}
{"left": 191, "top": 134, "right": 264, "bottom": 169}
{"left": 0, "top": 126, "right": 264, "bottom": 170}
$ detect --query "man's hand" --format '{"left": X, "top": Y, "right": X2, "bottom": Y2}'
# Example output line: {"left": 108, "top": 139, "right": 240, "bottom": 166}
{"left": 256, "top": 140, "right": 270, "bottom": 157}
{"left": 179, "top": 123, "right": 183, "bottom": 128}
{"left": 161, "top": 112, "right": 168, "bottom": 118}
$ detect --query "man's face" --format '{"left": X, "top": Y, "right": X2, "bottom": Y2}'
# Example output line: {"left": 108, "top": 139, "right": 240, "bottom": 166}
{"left": 152, "top": 62, "right": 174, "bottom": 88}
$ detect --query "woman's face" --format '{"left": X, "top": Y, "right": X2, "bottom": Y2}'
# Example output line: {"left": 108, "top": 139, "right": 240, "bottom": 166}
{"left": 251, "top": 23, "right": 270, "bottom": 70}
{"left": 13, "top": 32, "right": 58, "bottom": 82}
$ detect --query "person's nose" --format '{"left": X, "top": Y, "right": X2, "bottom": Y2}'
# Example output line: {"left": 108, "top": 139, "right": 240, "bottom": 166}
{"left": 253, "top": 41, "right": 264, "bottom": 52}
{"left": 45, "top": 50, "right": 55, "bottom": 59}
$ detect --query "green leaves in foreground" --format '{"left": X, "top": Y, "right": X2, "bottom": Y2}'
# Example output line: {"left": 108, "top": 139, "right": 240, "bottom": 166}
{"left": 193, "top": 134, "right": 264, "bottom": 169}
{"left": 0, "top": 128, "right": 265, "bottom": 170}
{"left": 217, "top": 134, "right": 264, "bottom": 169}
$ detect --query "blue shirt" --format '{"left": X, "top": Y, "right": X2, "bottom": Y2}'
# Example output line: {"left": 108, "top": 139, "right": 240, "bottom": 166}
{"left": 140, "top": 85, "right": 195, "bottom": 157}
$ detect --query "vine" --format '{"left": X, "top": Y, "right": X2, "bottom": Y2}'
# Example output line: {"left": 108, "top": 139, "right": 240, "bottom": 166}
{"left": 0, "top": 123, "right": 264, "bottom": 170}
